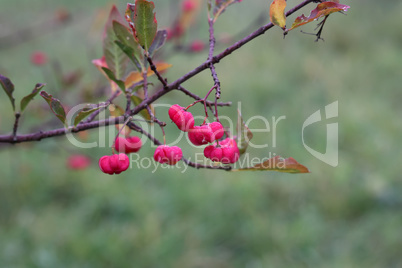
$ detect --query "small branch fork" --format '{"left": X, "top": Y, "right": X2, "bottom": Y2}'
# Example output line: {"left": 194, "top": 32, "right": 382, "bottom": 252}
{"left": 0, "top": 0, "right": 318, "bottom": 170}
{"left": 185, "top": 84, "right": 218, "bottom": 124}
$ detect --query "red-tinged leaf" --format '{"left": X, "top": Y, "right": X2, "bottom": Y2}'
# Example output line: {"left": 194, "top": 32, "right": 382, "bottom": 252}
{"left": 92, "top": 56, "right": 108, "bottom": 69}
{"left": 236, "top": 109, "right": 253, "bottom": 155}
{"left": 20, "top": 83, "right": 46, "bottom": 113}
{"left": 74, "top": 103, "right": 108, "bottom": 127}
{"left": 270, "top": 0, "right": 287, "bottom": 29}
{"left": 103, "top": 5, "right": 128, "bottom": 79}
{"left": 232, "top": 156, "right": 310, "bottom": 174}
{"left": 109, "top": 104, "right": 131, "bottom": 136}
{"left": 287, "top": 2, "right": 350, "bottom": 32}
{"left": 40, "top": 91, "right": 67, "bottom": 127}
{"left": 0, "top": 74, "right": 15, "bottom": 111}
{"left": 92, "top": 56, "right": 113, "bottom": 83}
{"left": 128, "top": 0, "right": 158, "bottom": 51}
{"left": 124, "top": 62, "right": 172, "bottom": 88}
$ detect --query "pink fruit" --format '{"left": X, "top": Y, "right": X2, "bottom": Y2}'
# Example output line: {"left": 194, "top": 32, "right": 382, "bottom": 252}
{"left": 204, "top": 138, "right": 240, "bottom": 164}
{"left": 188, "top": 122, "right": 224, "bottom": 146}
{"left": 67, "top": 154, "right": 91, "bottom": 170}
{"left": 169, "top": 104, "right": 195, "bottom": 132}
{"left": 153, "top": 145, "right": 183, "bottom": 165}
{"left": 114, "top": 136, "right": 142, "bottom": 154}
{"left": 182, "top": 0, "right": 196, "bottom": 12}
{"left": 190, "top": 40, "right": 205, "bottom": 52}
{"left": 99, "top": 153, "right": 130, "bottom": 175}
{"left": 31, "top": 51, "right": 48, "bottom": 66}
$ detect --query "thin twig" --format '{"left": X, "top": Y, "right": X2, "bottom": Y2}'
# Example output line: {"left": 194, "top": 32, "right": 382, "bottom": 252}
{"left": 12, "top": 113, "right": 21, "bottom": 142}
{"left": 177, "top": 86, "right": 231, "bottom": 107}
{"left": 208, "top": 18, "right": 221, "bottom": 99}
{"left": 146, "top": 56, "right": 168, "bottom": 88}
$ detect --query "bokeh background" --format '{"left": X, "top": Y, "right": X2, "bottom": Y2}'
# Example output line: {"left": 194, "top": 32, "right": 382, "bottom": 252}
{"left": 1, "top": 0, "right": 401, "bottom": 267}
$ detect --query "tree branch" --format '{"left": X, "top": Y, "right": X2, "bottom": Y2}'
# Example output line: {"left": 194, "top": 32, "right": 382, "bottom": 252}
{"left": 0, "top": 116, "right": 125, "bottom": 143}
{"left": 0, "top": 0, "right": 316, "bottom": 144}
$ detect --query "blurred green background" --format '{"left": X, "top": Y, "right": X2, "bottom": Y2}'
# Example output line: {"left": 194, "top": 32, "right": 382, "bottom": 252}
{"left": 1, "top": 0, "right": 401, "bottom": 267}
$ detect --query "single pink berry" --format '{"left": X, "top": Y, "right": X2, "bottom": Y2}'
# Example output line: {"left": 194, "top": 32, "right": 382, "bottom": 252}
{"left": 31, "top": 51, "right": 48, "bottom": 66}
{"left": 190, "top": 40, "right": 205, "bottom": 52}
{"left": 67, "top": 154, "right": 91, "bottom": 170}
{"left": 182, "top": 0, "right": 197, "bottom": 12}
{"left": 204, "top": 138, "right": 240, "bottom": 164}
{"left": 114, "top": 136, "right": 142, "bottom": 154}
{"left": 153, "top": 145, "right": 183, "bottom": 165}
{"left": 169, "top": 104, "right": 195, "bottom": 132}
{"left": 99, "top": 153, "right": 130, "bottom": 175}
{"left": 188, "top": 122, "right": 224, "bottom": 146}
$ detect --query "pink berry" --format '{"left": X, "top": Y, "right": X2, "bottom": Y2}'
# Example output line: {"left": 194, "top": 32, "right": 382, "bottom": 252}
{"left": 188, "top": 122, "right": 224, "bottom": 146}
{"left": 31, "top": 51, "right": 48, "bottom": 66}
{"left": 114, "top": 136, "right": 142, "bottom": 154}
{"left": 169, "top": 104, "right": 195, "bottom": 132}
{"left": 99, "top": 153, "right": 130, "bottom": 175}
{"left": 190, "top": 40, "right": 205, "bottom": 52}
{"left": 204, "top": 138, "right": 240, "bottom": 164}
{"left": 153, "top": 145, "right": 183, "bottom": 165}
{"left": 182, "top": 0, "right": 196, "bottom": 12}
{"left": 67, "top": 154, "right": 91, "bottom": 170}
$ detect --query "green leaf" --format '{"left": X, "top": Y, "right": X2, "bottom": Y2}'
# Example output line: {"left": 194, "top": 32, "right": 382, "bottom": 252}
{"left": 0, "top": 74, "right": 15, "bottom": 111}
{"left": 148, "top": 30, "right": 167, "bottom": 57}
{"left": 130, "top": 0, "right": 158, "bottom": 51}
{"left": 103, "top": 5, "right": 128, "bottom": 79}
{"left": 236, "top": 109, "right": 253, "bottom": 155}
{"left": 74, "top": 103, "right": 108, "bottom": 127}
{"left": 115, "top": 40, "right": 143, "bottom": 72}
{"left": 20, "top": 83, "right": 45, "bottom": 113}
{"left": 269, "top": 0, "right": 287, "bottom": 29}
{"left": 232, "top": 156, "right": 310, "bottom": 173}
{"left": 286, "top": 2, "right": 350, "bottom": 32}
{"left": 39, "top": 91, "right": 67, "bottom": 127}
{"left": 113, "top": 20, "right": 143, "bottom": 72}
{"left": 102, "top": 67, "right": 126, "bottom": 93}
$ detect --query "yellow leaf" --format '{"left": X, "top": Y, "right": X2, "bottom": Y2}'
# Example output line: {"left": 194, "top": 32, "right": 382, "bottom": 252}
{"left": 124, "top": 62, "right": 172, "bottom": 88}
{"left": 270, "top": 0, "right": 287, "bottom": 29}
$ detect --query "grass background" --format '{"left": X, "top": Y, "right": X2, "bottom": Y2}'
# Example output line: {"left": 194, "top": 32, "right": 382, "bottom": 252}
{"left": 1, "top": 0, "right": 401, "bottom": 267}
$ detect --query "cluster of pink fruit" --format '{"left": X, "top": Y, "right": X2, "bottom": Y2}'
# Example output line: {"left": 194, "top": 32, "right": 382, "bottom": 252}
{"left": 99, "top": 136, "right": 142, "bottom": 175}
{"left": 99, "top": 104, "right": 239, "bottom": 175}
{"left": 169, "top": 104, "right": 240, "bottom": 164}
